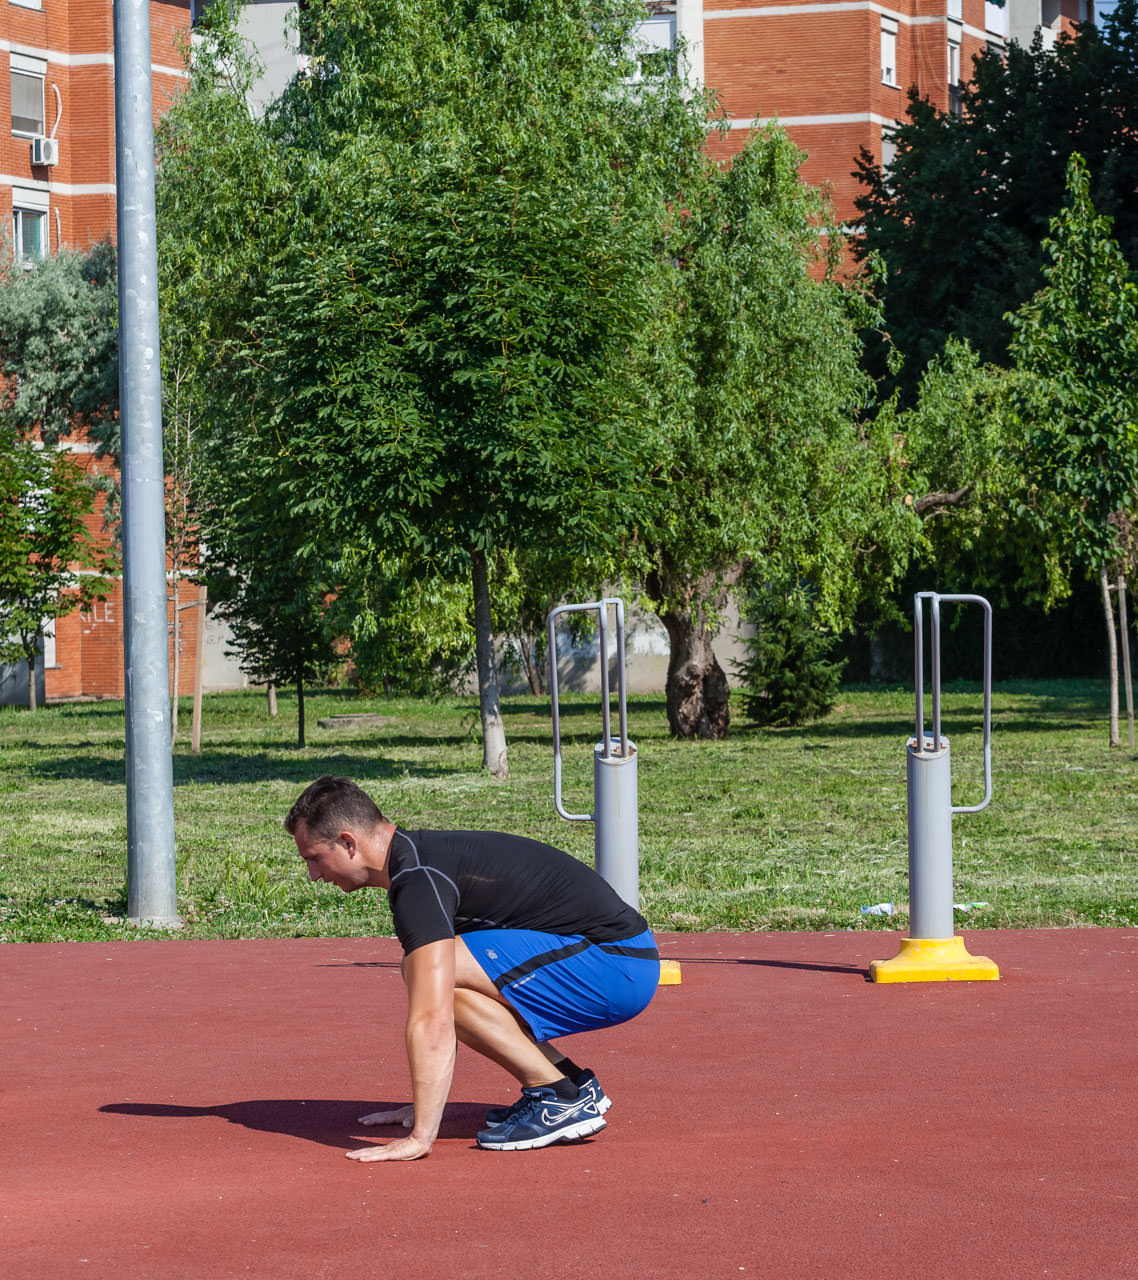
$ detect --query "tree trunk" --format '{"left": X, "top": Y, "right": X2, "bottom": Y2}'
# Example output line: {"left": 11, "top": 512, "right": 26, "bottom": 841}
{"left": 660, "top": 608, "right": 730, "bottom": 739}
{"left": 296, "top": 675, "right": 306, "bottom": 749}
{"left": 1118, "top": 573, "right": 1134, "bottom": 751}
{"left": 519, "top": 633, "right": 544, "bottom": 696}
{"left": 471, "top": 548, "right": 509, "bottom": 779}
{"left": 267, "top": 683, "right": 278, "bottom": 717}
{"left": 1101, "top": 567, "right": 1120, "bottom": 749}
{"left": 869, "top": 634, "right": 887, "bottom": 684}
{"left": 26, "top": 654, "right": 38, "bottom": 712}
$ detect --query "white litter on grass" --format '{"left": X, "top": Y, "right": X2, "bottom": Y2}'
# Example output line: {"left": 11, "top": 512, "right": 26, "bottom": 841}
{"left": 860, "top": 902, "right": 894, "bottom": 916}
{"left": 953, "top": 901, "right": 990, "bottom": 911}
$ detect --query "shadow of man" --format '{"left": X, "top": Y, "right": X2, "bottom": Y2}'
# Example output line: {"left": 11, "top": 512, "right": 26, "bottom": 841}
{"left": 100, "top": 1098, "right": 490, "bottom": 1149}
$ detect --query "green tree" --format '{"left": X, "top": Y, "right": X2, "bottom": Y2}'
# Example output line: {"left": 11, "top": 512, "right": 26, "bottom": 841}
{"left": 490, "top": 546, "right": 602, "bottom": 696}
{"left": 201, "top": 485, "right": 340, "bottom": 749}
{"left": 734, "top": 587, "right": 846, "bottom": 728}
{"left": 854, "top": 0, "right": 1138, "bottom": 396}
{"left": 157, "top": 0, "right": 705, "bottom": 775}
{"left": 322, "top": 545, "right": 475, "bottom": 697}
{"left": 889, "top": 339, "right": 1065, "bottom": 602}
{"left": 0, "top": 243, "right": 119, "bottom": 453}
{"left": 1007, "top": 154, "right": 1138, "bottom": 745}
{"left": 632, "top": 128, "right": 917, "bottom": 737}
{"left": 0, "top": 428, "right": 116, "bottom": 710}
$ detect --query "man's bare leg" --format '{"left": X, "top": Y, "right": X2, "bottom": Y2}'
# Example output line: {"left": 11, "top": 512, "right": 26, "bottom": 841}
{"left": 452, "top": 937, "right": 565, "bottom": 1087}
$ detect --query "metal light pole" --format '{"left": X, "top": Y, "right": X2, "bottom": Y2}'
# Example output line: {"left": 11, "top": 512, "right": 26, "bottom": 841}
{"left": 114, "top": 0, "right": 180, "bottom": 926}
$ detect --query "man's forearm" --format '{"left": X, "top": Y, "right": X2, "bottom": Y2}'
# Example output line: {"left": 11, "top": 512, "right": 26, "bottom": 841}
{"left": 405, "top": 1014, "right": 456, "bottom": 1146}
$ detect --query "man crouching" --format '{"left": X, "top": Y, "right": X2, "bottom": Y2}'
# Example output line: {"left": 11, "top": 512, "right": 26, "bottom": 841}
{"left": 285, "top": 775, "right": 659, "bottom": 1160}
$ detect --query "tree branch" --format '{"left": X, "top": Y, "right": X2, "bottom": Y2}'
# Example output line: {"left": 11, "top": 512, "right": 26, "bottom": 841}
{"left": 913, "top": 486, "right": 972, "bottom": 517}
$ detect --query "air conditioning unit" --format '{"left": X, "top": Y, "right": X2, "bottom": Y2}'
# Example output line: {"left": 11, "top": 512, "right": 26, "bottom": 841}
{"left": 31, "top": 136, "right": 59, "bottom": 166}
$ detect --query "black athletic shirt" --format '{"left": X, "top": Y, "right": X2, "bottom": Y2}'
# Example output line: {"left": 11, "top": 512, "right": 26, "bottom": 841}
{"left": 386, "top": 828, "right": 648, "bottom": 956}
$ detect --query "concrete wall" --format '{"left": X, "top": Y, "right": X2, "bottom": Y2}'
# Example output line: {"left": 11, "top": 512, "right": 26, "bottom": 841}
{"left": 238, "top": 0, "right": 298, "bottom": 113}
{"left": 0, "top": 653, "right": 45, "bottom": 708}
{"left": 507, "top": 597, "right": 754, "bottom": 695}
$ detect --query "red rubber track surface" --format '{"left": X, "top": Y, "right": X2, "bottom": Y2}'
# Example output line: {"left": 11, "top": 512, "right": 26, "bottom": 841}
{"left": 3, "top": 929, "right": 1136, "bottom": 1279}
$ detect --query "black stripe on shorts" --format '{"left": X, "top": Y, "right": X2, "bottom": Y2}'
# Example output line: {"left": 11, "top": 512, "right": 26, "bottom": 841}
{"left": 597, "top": 943, "right": 660, "bottom": 961}
{"left": 492, "top": 939, "right": 592, "bottom": 991}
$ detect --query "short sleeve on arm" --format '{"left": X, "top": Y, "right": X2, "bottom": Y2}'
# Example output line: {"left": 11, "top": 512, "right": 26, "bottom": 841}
{"left": 388, "top": 866, "right": 461, "bottom": 954}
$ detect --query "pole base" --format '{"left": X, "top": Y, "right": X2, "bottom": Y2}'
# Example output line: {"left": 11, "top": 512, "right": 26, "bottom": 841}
{"left": 658, "top": 960, "right": 682, "bottom": 986}
{"left": 869, "top": 935, "right": 998, "bottom": 984}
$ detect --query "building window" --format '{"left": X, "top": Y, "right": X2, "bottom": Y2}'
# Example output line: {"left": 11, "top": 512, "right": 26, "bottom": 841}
{"left": 11, "top": 55, "right": 47, "bottom": 137}
{"left": 947, "top": 37, "right": 961, "bottom": 84}
{"left": 881, "top": 18, "right": 899, "bottom": 88}
{"left": 947, "top": 0, "right": 963, "bottom": 19}
{"left": 13, "top": 208, "right": 47, "bottom": 263}
{"left": 985, "top": 1, "right": 1010, "bottom": 37}
{"left": 630, "top": 15, "right": 676, "bottom": 83}
{"left": 43, "top": 618, "right": 56, "bottom": 670}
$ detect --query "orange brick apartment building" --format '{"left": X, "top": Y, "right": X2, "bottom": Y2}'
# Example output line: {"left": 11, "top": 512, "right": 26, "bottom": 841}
{"left": 653, "top": 0, "right": 1088, "bottom": 221}
{"left": 1, "top": 0, "right": 201, "bottom": 704}
{"left": 3, "top": 0, "right": 1086, "bottom": 704}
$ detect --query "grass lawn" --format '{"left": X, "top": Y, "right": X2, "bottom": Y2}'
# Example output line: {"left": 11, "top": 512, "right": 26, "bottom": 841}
{"left": 1, "top": 681, "right": 1136, "bottom": 943}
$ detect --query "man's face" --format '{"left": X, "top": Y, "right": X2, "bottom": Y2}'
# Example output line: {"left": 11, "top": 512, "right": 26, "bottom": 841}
{"left": 293, "top": 821, "right": 369, "bottom": 893}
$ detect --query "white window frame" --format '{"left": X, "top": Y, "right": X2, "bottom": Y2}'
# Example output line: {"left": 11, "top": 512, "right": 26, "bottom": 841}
{"left": 42, "top": 617, "right": 56, "bottom": 669}
{"left": 10, "top": 53, "right": 47, "bottom": 138}
{"left": 881, "top": 18, "right": 899, "bottom": 89}
{"left": 948, "top": 35, "right": 961, "bottom": 85}
{"left": 629, "top": 15, "right": 676, "bottom": 85}
{"left": 12, "top": 185, "right": 49, "bottom": 264}
{"left": 10, "top": 0, "right": 43, "bottom": 10}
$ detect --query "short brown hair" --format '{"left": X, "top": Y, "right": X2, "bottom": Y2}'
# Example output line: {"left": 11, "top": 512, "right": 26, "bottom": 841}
{"left": 284, "top": 775, "right": 386, "bottom": 843}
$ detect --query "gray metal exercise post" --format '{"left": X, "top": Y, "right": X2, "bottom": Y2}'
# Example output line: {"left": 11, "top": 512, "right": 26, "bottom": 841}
{"left": 547, "top": 598, "right": 679, "bottom": 985}
{"left": 870, "top": 592, "right": 999, "bottom": 982}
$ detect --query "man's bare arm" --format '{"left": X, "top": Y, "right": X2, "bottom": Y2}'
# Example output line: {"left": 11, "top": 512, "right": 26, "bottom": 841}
{"left": 346, "top": 939, "right": 456, "bottom": 1162}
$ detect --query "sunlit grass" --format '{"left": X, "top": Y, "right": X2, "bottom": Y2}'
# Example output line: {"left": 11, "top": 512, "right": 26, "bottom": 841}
{"left": 1, "top": 680, "right": 1136, "bottom": 941}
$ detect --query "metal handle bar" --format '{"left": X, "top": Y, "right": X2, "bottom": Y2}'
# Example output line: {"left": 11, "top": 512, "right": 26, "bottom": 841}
{"left": 547, "top": 598, "right": 628, "bottom": 822}
{"left": 914, "top": 591, "right": 992, "bottom": 814}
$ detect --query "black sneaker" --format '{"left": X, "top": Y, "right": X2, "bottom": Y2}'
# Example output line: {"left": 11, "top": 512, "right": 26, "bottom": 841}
{"left": 476, "top": 1084, "right": 607, "bottom": 1151}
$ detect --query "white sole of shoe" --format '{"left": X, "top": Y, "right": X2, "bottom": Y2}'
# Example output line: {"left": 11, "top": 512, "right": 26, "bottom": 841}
{"left": 478, "top": 1115, "right": 607, "bottom": 1151}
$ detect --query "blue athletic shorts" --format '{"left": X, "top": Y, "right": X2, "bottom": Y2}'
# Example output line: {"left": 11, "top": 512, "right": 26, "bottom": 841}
{"left": 463, "top": 927, "right": 660, "bottom": 1042}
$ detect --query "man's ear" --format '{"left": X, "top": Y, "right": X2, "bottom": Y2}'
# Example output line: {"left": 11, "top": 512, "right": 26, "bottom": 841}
{"left": 339, "top": 831, "right": 358, "bottom": 858}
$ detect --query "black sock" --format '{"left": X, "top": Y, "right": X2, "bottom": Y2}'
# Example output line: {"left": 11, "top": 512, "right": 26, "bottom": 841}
{"left": 549, "top": 1074, "right": 580, "bottom": 1100}
{"left": 554, "top": 1055, "right": 587, "bottom": 1086}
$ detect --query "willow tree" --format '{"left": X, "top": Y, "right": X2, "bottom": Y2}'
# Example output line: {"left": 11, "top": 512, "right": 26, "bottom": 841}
{"left": 631, "top": 128, "right": 910, "bottom": 738}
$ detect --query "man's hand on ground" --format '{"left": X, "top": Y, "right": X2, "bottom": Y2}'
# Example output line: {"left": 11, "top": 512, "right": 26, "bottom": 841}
{"left": 346, "top": 1134, "right": 432, "bottom": 1162}
{"left": 358, "top": 1104, "right": 414, "bottom": 1128}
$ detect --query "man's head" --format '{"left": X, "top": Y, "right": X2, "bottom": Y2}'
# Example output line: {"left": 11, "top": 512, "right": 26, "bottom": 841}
{"left": 285, "top": 775, "right": 385, "bottom": 844}
{"left": 285, "top": 776, "right": 390, "bottom": 892}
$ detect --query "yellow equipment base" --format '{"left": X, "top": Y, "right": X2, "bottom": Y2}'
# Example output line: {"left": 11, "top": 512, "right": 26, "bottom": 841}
{"left": 658, "top": 959, "right": 682, "bottom": 986}
{"left": 869, "top": 935, "right": 999, "bottom": 984}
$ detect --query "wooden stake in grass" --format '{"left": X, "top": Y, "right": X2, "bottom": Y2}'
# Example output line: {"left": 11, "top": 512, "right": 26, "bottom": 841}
{"left": 1118, "top": 573, "right": 1134, "bottom": 751}
{"left": 1102, "top": 568, "right": 1121, "bottom": 749}
{"left": 191, "top": 584, "right": 207, "bottom": 755}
